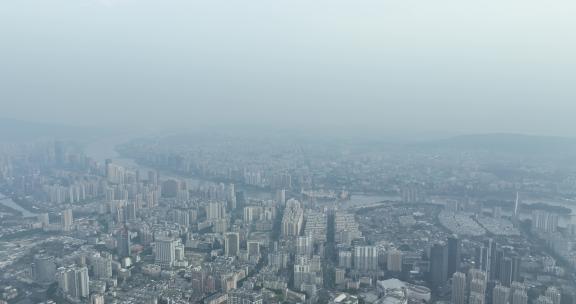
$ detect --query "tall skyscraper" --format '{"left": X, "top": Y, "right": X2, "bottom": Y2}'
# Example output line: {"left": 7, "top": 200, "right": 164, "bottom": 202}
{"left": 476, "top": 239, "right": 496, "bottom": 280}
{"left": 447, "top": 236, "right": 461, "bottom": 277}
{"left": 387, "top": 249, "right": 403, "bottom": 272}
{"left": 116, "top": 228, "right": 131, "bottom": 258}
{"left": 227, "top": 184, "right": 237, "bottom": 210}
{"left": 430, "top": 243, "right": 448, "bottom": 289}
{"left": 61, "top": 208, "right": 73, "bottom": 231}
{"left": 452, "top": 272, "right": 467, "bottom": 304}
{"left": 225, "top": 232, "right": 240, "bottom": 257}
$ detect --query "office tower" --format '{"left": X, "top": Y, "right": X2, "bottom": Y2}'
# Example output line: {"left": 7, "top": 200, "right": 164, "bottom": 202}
{"left": 514, "top": 192, "right": 521, "bottom": 219}
{"left": 296, "top": 235, "right": 313, "bottom": 257}
{"left": 155, "top": 237, "right": 177, "bottom": 268}
{"left": 276, "top": 189, "right": 286, "bottom": 205}
{"left": 447, "top": 236, "right": 461, "bottom": 277}
{"left": 387, "top": 249, "right": 403, "bottom": 272}
{"left": 512, "top": 290, "right": 528, "bottom": 304}
{"left": 126, "top": 201, "right": 137, "bottom": 221}
{"left": 61, "top": 208, "right": 73, "bottom": 231}
{"left": 227, "top": 289, "right": 263, "bottom": 304}
{"left": 236, "top": 191, "right": 246, "bottom": 211}
{"left": 339, "top": 250, "right": 353, "bottom": 269}
{"left": 430, "top": 243, "right": 448, "bottom": 288}
{"left": 546, "top": 287, "right": 562, "bottom": 304}
{"left": 32, "top": 255, "right": 56, "bottom": 284}
{"left": 452, "top": 272, "right": 467, "bottom": 304}
{"left": 353, "top": 246, "right": 378, "bottom": 271}
{"left": 117, "top": 228, "right": 131, "bottom": 258}
{"left": 227, "top": 184, "right": 237, "bottom": 210}
{"left": 225, "top": 232, "right": 240, "bottom": 257}
{"left": 476, "top": 239, "right": 496, "bottom": 280}
{"left": 57, "top": 266, "right": 90, "bottom": 299}
{"left": 493, "top": 285, "right": 511, "bottom": 304}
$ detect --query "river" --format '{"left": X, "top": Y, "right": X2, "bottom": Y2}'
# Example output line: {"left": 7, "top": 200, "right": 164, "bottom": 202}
{"left": 0, "top": 195, "right": 38, "bottom": 218}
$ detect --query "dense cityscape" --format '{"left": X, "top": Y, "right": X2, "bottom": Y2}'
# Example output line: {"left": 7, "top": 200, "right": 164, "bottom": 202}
{"left": 1, "top": 133, "right": 576, "bottom": 304}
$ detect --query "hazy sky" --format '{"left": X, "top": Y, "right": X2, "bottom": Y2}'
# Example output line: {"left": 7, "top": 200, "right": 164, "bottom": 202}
{"left": 1, "top": 0, "right": 575, "bottom": 136}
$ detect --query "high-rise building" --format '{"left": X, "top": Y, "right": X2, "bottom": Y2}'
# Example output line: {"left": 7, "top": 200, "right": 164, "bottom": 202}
{"left": 281, "top": 200, "right": 304, "bottom": 237}
{"left": 276, "top": 189, "right": 286, "bottom": 205}
{"left": 512, "top": 290, "right": 528, "bottom": 304}
{"left": 476, "top": 239, "right": 496, "bottom": 280}
{"left": 227, "top": 184, "right": 237, "bottom": 210}
{"left": 61, "top": 208, "right": 73, "bottom": 231}
{"left": 116, "top": 228, "right": 131, "bottom": 258}
{"left": 90, "top": 254, "right": 112, "bottom": 279}
{"left": 225, "top": 232, "right": 240, "bottom": 257}
{"left": 335, "top": 268, "right": 346, "bottom": 285}
{"left": 430, "top": 243, "right": 448, "bottom": 288}
{"left": 296, "top": 235, "right": 313, "bottom": 257}
{"left": 247, "top": 241, "right": 260, "bottom": 258}
{"left": 293, "top": 258, "right": 312, "bottom": 291}
{"left": 493, "top": 285, "right": 511, "bottom": 304}
{"left": 339, "top": 250, "right": 353, "bottom": 269}
{"left": 546, "top": 287, "right": 562, "bottom": 304}
{"left": 155, "top": 237, "right": 177, "bottom": 268}
{"left": 387, "top": 249, "right": 403, "bottom": 272}
{"left": 468, "top": 269, "right": 487, "bottom": 304}
{"left": 57, "top": 266, "right": 90, "bottom": 299}
{"left": 452, "top": 272, "right": 467, "bottom": 304}
{"left": 353, "top": 246, "right": 378, "bottom": 272}
{"left": 32, "top": 255, "right": 56, "bottom": 284}
{"left": 447, "top": 236, "right": 461, "bottom": 277}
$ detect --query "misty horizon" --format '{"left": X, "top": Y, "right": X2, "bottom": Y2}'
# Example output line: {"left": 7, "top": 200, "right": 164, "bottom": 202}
{"left": 2, "top": 0, "right": 576, "bottom": 137}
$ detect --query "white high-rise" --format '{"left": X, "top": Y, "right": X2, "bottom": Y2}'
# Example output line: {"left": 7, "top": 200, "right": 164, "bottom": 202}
{"left": 452, "top": 272, "right": 467, "bottom": 304}
{"left": 155, "top": 237, "right": 177, "bottom": 268}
